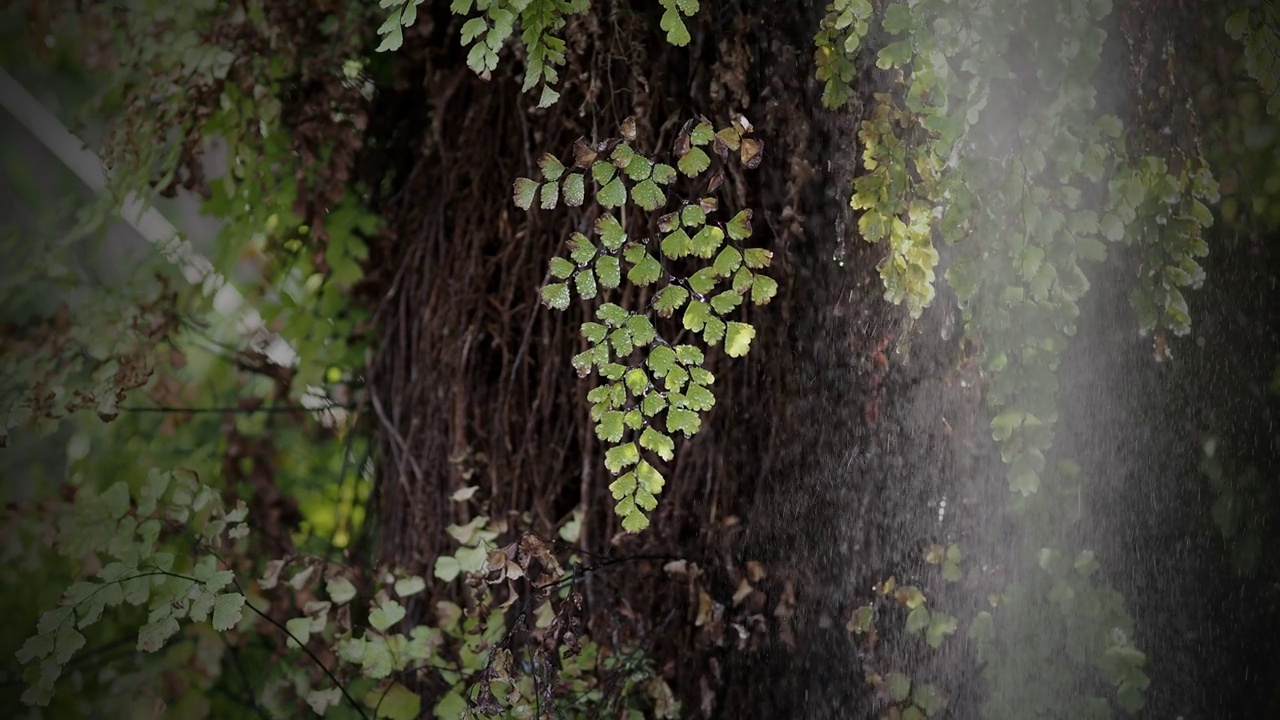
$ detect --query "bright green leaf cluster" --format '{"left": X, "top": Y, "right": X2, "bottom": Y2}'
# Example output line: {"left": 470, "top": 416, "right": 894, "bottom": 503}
{"left": 515, "top": 117, "right": 772, "bottom": 531}
{"left": 814, "top": 0, "right": 874, "bottom": 108}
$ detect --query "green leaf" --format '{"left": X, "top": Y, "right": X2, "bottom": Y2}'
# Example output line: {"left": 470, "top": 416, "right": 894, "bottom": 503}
{"left": 713, "top": 246, "right": 743, "bottom": 276}
{"left": 434, "top": 556, "right": 461, "bottom": 582}
{"left": 683, "top": 383, "right": 715, "bottom": 411}
{"left": 575, "top": 267, "right": 598, "bottom": 300}
{"left": 678, "top": 147, "right": 711, "bottom": 177}
{"left": 882, "top": 3, "right": 913, "bottom": 34}
{"left": 726, "top": 209, "right": 753, "bottom": 240}
{"left": 592, "top": 160, "right": 617, "bottom": 185}
{"left": 967, "top": 611, "right": 994, "bottom": 642}
{"left": 16, "top": 632, "right": 53, "bottom": 665}
{"left": 637, "top": 459, "right": 666, "bottom": 493}
{"left": 641, "top": 391, "right": 668, "bottom": 417}
{"left": 609, "top": 472, "right": 637, "bottom": 499}
{"left": 286, "top": 616, "right": 312, "bottom": 647}
{"left": 377, "top": 24, "right": 404, "bottom": 52}
{"left": 549, "top": 256, "right": 575, "bottom": 279}
{"left": 926, "top": 612, "right": 957, "bottom": 648}
{"left": 605, "top": 442, "right": 641, "bottom": 473}
{"left": 655, "top": 284, "right": 690, "bottom": 317}
{"left": 366, "top": 683, "right": 421, "bottom": 720}
{"left": 710, "top": 290, "right": 743, "bottom": 315}
{"left": 103, "top": 482, "right": 130, "bottom": 520}
{"left": 666, "top": 407, "right": 701, "bottom": 436}
{"left": 703, "top": 316, "right": 725, "bottom": 344}
{"left": 597, "top": 178, "right": 626, "bottom": 208}
{"left": 433, "top": 691, "right": 468, "bottom": 720}
{"left": 627, "top": 253, "right": 663, "bottom": 286}
{"left": 138, "top": 617, "right": 180, "bottom": 652}
{"left": 661, "top": 228, "right": 692, "bottom": 259}
{"left": 664, "top": 364, "right": 690, "bottom": 392}
{"left": 640, "top": 427, "right": 676, "bottom": 461}
{"left": 595, "top": 255, "right": 621, "bottom": 289}
{"left": 1226, "top": 9, "right": 1250, "bottom": 39}
{"left": 631, "top": 179, "right": 666, "bottom": 211}
{"left": 635, "top": 487, "right": 658, "bottom": 511}
{"left": 690, "top": 226, "right": 725, "bottom": 258}
{"left": 598, "top": 303, "right": 629, "bottom": 326}
{"left": 581, "top": 322, "right": 608, "bottom": 344}
{"left": 540, "top": 180, "right": 560, "bottom": 208}
{"left": 611, "top": 143, "right": 636, "bottom": 167}
{"left": 569, "top": 232, "right": 596, "bottom": 264}
{"left": 620, "top": 507, "right": 650, "bottom": 532}
{"left": 212, "top": 593, "right": 246, "bottom": 632}
{"left": 724, "top": 322, "right": 756, "bottom": 357}
{"left": 847, "top": 605, "right": 875, "bottom": 634}
{"left": 369, "top": 600, "right": 406, "bottom": 632}
{"left": 659, "top": 8, "right": 691, "bottom": 46}
{"left": 743, "top": 247, "right": 772, "bottom": 268}
{"left": 460, "top": 18, "right": 487, "bottom": 45}
{"left": 596, "top": 214, "right": 627, "bottom": 250}
{"left": 690, "top": 121, "right": 715, "bottom": 145}
{"left": 912, "top": 683, "right": 949, "bottom": 716}
{"left": 1100, "top": 211, "right": 1126, "bottom": 242}
{"left": 540, "top": 283, "right": 570, "bottom": 310}
{"left": 751, "top": 274, "right": 778, "bottom": 304}
{"left": 652, "top": 163, "right": 678, "bottom": 184}
{"left": 886, "top": 672, "right": 912, "bottom": 702}
{"left": 624, "top": 153, "right": 654, "bottom": 180}
{"left": 647, "top": 345, "right": 677, "bottom": 377}
{"left": 625, "top": 368, "right": 650, "bottom": 395}
{"left": 53, "top": 625, "right": 86, "bottom": 665}
{"left": 537, "top": 85, "right": 560, "bottom": 109}
{"left": 688, "top": 267, "right": 718, "bottom": 295}
{"left": 681, "top": 203, "right": 708, "bottom": 228}
{"left": 905, "top": 605, "right": 930, "bottom": 635}
{"left": 513, "top": 178, "right": 539, "bottom": 209}
{"left": 562, "top": 173, "right": 585, "bottom": 206}
{"left": 327, "top": 577, "right": 358, "bottom": 604}
{"left": 538, "top": 153, "right": 565, "bottom": 181}
{"left": 876, "top": 39, "right": 914, "bottom": 69}
{"left": 609, "top": 328, "right": 633, "bottom": 357}
{"left": 683, "top": 300, "right": 711, "bottom": 332}
{"left": 627, "top": 314, "right": 657, "bottom": 346}
{"left": 394, "top": 576, "right": 426, "bottom": 597}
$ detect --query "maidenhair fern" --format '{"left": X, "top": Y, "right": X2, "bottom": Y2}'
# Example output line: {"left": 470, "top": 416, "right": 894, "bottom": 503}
{"left": 659, "top": 0, "right": 700, "bottom": 47}
{"left": 378, "top": 0, "right": 697, "bottom": 107}
{"left": 15, "top": 469, "right": 250, "bottom": 707}
{"left": 1227, "top": 1, "right": 1280, "bottom": 117}
{"left": 814, "top": 0, "right": 1190, "bottom": 715}
{"left": 514, "top": 116, "right": 772, "bottom": 532}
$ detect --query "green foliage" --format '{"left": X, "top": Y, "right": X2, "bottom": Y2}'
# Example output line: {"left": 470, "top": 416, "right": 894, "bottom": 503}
{"left": 15, "top": 470, "right": 250, "bottom": 707}
{"left": 814, "top": 0, "right": 874, "bottom": 108}
{"left": 13, "top": 471, "right": 673, "bottom": 718}
{"left": 516, "top": 116, "right": 772, "bottom": 532}
{"left": 659, "top": 0, "right": 701, "bottom": 47}
{"left": 379, "top": 0, "right": 699, "bottom": 106}
{"left": 1228, "top": 2, "right": 1280, "bottom": 117}
{"left": 817, "top": 0, "right": 1183, "bottom": 715}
